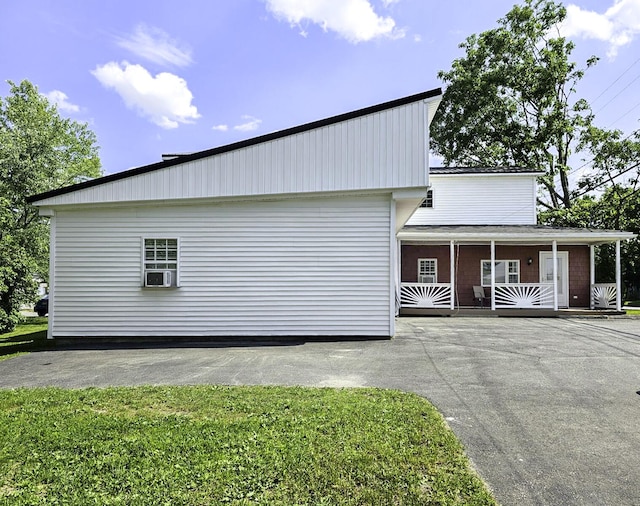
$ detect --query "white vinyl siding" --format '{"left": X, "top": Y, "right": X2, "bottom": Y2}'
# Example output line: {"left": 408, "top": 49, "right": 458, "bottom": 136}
{"left": 49, "top": 194, "right": 392, "bottom": 338}
{"left": 407, "top": 175, "right": 537, "bottom": 225}
{"left": 34, "top": 101, "right": 428, "bottom": 207}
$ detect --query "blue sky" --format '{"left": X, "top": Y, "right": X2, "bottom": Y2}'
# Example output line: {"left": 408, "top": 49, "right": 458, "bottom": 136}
{"left": 2, "top": 0, "right": 640, "bottom": 175}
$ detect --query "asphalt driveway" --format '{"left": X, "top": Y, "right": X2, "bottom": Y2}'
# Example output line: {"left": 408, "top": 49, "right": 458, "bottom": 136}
{"left": 1, "top": 316, "right": 639, "bottom": 505}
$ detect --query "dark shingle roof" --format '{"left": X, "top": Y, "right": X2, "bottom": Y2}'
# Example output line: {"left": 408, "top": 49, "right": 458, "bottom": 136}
{"left": 399, "top": 224, "right": 635, "bottom": 243}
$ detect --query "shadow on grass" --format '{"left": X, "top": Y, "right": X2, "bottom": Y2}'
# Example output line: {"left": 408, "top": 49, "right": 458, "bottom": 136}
{"left": 0, "top": 329, "right": 53, "bottom": 358}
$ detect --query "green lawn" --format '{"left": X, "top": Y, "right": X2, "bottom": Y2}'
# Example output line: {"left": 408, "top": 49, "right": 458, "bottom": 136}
{"left": 624, "top": 300, "right": 640, "bottom": 315}
{"left": 0, "top": 317, "right": 50, "bottom": 362}
{"left": 0, "top": 386, "right": 497, "bottom": 505}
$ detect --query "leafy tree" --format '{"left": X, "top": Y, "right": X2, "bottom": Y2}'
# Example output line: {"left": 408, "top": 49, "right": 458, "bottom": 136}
{"left": 431, "top": 0, "right": 598, "bottom": 211}
{"left": 431, "top": 0, "right": 640, "bottom": 298}
{"left": 540, "top": 127, "right": 640, "bottom": 297}
{"left": 0, "top": 80, "right": 101, "bottom": 332}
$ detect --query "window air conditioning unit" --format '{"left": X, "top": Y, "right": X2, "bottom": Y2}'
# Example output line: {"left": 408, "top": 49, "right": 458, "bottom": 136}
{"left": 419, "top": 275, "right": 436, "bottom": 284}
{"left": 145, "top": 270, "right": 172, "bottom": 287}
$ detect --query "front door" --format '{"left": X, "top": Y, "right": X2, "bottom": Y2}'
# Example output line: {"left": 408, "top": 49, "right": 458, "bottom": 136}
{"left": 539, "top": 251, "right": 569, "bottom": 307}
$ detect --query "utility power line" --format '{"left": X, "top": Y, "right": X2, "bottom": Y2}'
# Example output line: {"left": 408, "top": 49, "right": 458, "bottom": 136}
{"left": 607, "top": 100, "right": 640, "bottom": 129}
{"left": 591, "top": 55, "right": 640, "bottom": 105}
{"left": 573, "top": 161, "right": 640, "bottom": 198}
{"left": 594, "top": 72, "right": 640, "bottom": 116}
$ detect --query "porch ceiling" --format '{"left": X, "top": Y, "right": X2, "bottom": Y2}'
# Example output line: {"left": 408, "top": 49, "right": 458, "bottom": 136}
{"left": 397, "top": 225, "right": 636, "bottom": 245}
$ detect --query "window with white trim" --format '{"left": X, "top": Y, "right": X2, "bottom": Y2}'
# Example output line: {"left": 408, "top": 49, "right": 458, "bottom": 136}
{"left": 143, "top": 238, "right": 179, "bottom": 287}
{"left": 418, "top": 258, "right": 437, "bottom": 283}
{"left": 419, "top": 189, "right": 434, "bottom": 208}
{"left": 481, "top": 260, "right": 519, "bottom": 286}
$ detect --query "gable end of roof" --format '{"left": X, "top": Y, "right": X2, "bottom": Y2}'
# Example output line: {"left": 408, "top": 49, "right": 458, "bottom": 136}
{"left": 28, "top": 88, "right": 442, "bottom": 204}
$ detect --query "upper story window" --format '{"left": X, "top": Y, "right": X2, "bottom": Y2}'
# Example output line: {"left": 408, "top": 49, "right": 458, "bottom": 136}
{"left": 481, "top": 260, "right": 519, "bottom": 286}
{"left": 419, "top": 189, "right": 434, "bottom": 208}
{"left": 418, "top": 258, "right": 437, "bottom": 283}
{"left": 143, "top": 238, "right": 179, "bottom": 287}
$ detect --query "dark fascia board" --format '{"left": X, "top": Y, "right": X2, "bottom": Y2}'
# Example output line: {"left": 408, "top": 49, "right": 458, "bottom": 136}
{"left": 430, "top": 166, "right": 546, "bottom": 175}
{"left": 28, "top": 88, "right": 442, "bottom": 203}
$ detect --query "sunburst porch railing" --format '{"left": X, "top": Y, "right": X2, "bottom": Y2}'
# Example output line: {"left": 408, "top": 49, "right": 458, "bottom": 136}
{"left": 400, "top": 283, "right": 452, "bottom": 308}
{"left": 591, "top": 283, "right": 617, "bottom": 309}
{"left": 494, "top": 283, "right": 554, "bottom": 308}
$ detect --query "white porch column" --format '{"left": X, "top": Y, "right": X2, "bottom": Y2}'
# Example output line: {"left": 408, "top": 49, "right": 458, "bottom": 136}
{"left": 590, "top": 245, "right": 595, "bottom": 310}
{"left": 552, "top": 240, "right": 558, "bottom": 311}
{"left": 616, "top": 240, "right": 622, "bottom": 311}
{"left": 450, "top": 240, "right": 455, "bottom": 310}
{"left": 396, "top": 238, "right": 401, "bottom": 316}
{"left": 491, "top": 240, "right": 496, "bottom": 311}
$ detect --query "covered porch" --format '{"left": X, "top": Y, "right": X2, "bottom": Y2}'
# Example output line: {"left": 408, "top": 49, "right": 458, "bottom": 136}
{"left": 397, "top": 225, "right": 635, "bottom": 314}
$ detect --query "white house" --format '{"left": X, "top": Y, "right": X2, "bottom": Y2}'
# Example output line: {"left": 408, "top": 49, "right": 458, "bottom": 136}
{"left": 28, "top": 89, "right": 443, "bottom": 340}
{"left": 399, "top": 167, "right": 635, "bottom": 313}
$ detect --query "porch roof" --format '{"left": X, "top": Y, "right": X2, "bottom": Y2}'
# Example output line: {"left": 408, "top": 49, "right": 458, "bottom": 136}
{"left": 398, "top": 225, "right": 636, "bottom": 245}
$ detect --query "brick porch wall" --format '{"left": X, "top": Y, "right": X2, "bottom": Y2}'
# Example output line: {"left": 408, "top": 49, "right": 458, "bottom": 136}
{"left": 401, "top": 244, "right": 590, "bottom": 307}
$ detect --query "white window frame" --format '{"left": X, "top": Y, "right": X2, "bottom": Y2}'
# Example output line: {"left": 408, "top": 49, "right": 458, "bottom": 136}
{"left": 481, "top": 259, "right": 519, "bottom": 287}
{"left": 142, "top": 237, "right": 180, "bottom": 287}
{"left": 418, "top": 258, "right": 437, "bottom": 283}
{"left": 419, "top": 189, "right": 434, "bottom": 208}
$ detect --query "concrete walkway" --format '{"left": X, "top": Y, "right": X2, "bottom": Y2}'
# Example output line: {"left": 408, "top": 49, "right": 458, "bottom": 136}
{"left": 1, "top": 317, "right": 639, "bottom": 505}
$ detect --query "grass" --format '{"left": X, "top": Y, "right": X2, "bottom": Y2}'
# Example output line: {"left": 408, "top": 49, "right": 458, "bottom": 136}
{"left": 0, "top": 386, "right": 497, "bottom": 505}
{"left": 624, "top": 300, "right": 640, "bottom": 315}
{"left": 0, "top": 317, "right": 50, "bottom": 362}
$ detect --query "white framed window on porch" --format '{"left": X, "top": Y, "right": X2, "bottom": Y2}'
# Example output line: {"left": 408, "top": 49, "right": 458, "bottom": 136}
{"left": 482, "top": 257, "right": 555, "bottom": 309}
{"left": 418, "top": 258, "right": 437, "bottom": 283}
{"left": 400, "top": 245, "right": 454, "bottom": 310}
{"left": 481, "top": 260, "right": 519, "bottom": 286}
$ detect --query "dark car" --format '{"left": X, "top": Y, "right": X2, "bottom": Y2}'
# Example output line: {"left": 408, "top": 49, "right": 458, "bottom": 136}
{"left": 34, "top": 295, "right": 48, "bottom": 317}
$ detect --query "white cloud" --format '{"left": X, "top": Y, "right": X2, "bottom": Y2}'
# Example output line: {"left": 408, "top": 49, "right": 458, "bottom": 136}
{"left": 116, "top": 24, "right": 193, "bottom": 67}
{"left": 211, "top": 124, "right": 229, "bottom": 131}
{"left": 561, "top": 0, "right": 640, "bottom": 58}
{"left": 233, "top": 115, "right": 262, "bottom": 132}
{"left": 91, "top": 61, "right": 200, "bottom": 129}
{"left": 43, "top": 90, "right": 80, "bottom": 114}
{"left": 382, "top": 0, "right": 400, "bottom": 6}
{"left": 265, "top": 0, "right": 404, "bottom": 43}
